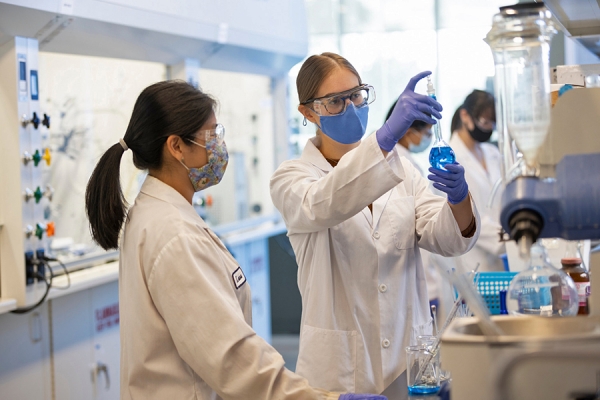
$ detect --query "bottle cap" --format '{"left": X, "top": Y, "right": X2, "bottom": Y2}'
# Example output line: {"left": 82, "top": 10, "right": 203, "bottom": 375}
{"left": 561, "top": 257, "right": 582, "bottom": 265}
{"left": 426, "top": 75, "right": 435, "bottom": 95}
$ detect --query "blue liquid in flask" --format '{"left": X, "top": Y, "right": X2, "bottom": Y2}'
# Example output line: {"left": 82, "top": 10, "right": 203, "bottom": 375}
{"left": 429, "top": 145, "right": 456, "bottom": 170}
{"left": 426, "top": 75, "right": 456, "bottom": 170}
{"left": 408, "top": 384, "right": 441, "bottom": 395}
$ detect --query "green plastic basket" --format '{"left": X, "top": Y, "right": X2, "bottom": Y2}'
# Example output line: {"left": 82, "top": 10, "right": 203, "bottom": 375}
{"left": 474, "top": 272, "right": 518, "bottom": 315}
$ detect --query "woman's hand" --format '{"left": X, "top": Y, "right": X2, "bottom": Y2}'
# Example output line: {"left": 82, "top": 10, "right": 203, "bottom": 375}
{"left": 338, "top": 394, "right": 387, "bottom": 400}
{"left": 376, "top": 71, "right": 442, "bottom": 152}
{"left": 427, "top": 163, "right": 469, "bottom": 205}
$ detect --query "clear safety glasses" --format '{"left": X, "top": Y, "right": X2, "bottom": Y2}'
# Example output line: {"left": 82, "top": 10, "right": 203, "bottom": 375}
{"left": 304, "top": 84, "right": 376, "bottom": 116}
{"left": 472, "top": 114, "right": 496, "bottom": 132}
{"left": 190, "top": 123, "right": 225, "bottom": 147}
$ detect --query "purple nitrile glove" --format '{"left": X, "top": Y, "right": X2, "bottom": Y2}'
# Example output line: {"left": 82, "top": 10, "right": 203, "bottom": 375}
{"left": 338, "top": 394, "right": 388, "bottom": 400}
{"left": 376, "top": 71, "right": 443, "bottom": 152}
{"left": 428, "top": 163, "right": 469, "bottom": 205}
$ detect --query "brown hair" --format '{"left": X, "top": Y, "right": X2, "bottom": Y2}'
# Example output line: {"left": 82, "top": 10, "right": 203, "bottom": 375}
{"left": 296, "top": 52, "right": 362, "bottom": 104}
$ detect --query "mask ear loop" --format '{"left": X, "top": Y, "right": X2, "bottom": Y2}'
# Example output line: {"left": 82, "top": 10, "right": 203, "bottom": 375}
{"left": 179, "top": 158, "right": 190, "bottom": 171}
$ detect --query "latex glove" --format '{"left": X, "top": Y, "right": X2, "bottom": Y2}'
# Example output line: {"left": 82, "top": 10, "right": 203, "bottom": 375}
{"left": 338, "top": 394, "right": 387, "bottom": 400}
{"left": 376, "top": 71, "right": 443, "bottom": 152}
{"left": 428, "top": 163, "right": 469, "bottom": 205}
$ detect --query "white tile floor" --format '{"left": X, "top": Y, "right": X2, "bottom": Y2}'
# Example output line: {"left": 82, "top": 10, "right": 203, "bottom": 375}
{"left": 271, "top": 334, "right": 300, "bottom": 372}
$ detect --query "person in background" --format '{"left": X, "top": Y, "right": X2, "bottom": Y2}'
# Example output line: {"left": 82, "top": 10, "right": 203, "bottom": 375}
{"left": 85, "top": 80, "right": 386, "bottom": 400}
{"left": 386, "top": 104, "right": 442, "bottom": 311}
{"left": 448, "top": 89, "right": 505, "bottom": 273}
{"left": 270, "top": 52, "right": 480, "bottom": 400}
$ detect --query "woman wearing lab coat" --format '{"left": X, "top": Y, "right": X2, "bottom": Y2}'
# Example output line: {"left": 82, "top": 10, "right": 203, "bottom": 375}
{"left": 390, "top": 110, "right": 443, "bottom": 309}
{"left": 270, "top": 53, "right": 481, "bottom": 399}
{"left": 85, "top": 81, "right": 386, "bottom": 400}
{"left": 448, "top": 90, "right": 505, "bottom": 273}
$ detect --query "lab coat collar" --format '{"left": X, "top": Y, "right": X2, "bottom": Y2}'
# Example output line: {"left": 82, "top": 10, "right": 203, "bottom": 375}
{"left": 139, "top": 175, "right": 204, "bottom": 224}
{"left": 301, "top": 136, "right": 334, "bottom": 172}
{"left": 450, "top": 134, "right": 490, "bottom": 180}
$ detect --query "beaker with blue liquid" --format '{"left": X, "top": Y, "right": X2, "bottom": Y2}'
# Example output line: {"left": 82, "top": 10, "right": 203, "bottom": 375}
{"left": 406, "top": 344, "right": 441, "bottom": 395}
{"left": 426, "top": 75, "right": 455, "bottom": 170}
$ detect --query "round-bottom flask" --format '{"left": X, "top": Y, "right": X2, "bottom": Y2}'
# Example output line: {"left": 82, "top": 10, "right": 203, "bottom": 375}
{"left": 507, "top": 244, "right": 578, "bottom": 316}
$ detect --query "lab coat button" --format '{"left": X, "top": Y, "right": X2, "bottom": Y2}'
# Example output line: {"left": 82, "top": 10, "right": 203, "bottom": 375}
{"left": 382, "top": 339, "right": 390, "bottom": 348}
{"left": 379, "top": 284, "right": 387, "bottom": 293}
{"left": 373, "top": 231, "right": 380, "bottom": 239}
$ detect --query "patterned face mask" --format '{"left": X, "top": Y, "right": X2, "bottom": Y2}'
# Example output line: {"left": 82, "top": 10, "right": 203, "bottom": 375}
{"left": 180, "top": 134, "right": 229, "bottom": 192}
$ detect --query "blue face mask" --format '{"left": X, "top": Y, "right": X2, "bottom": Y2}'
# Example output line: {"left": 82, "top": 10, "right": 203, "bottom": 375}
{"left": 408, "top": 131, "right": 432, "bottom": 153}
{"left": 317, "top": 103, "right": 369, "bottom": 144}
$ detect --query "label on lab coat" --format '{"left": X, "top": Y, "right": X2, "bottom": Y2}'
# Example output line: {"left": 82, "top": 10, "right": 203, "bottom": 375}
{"left": 232, "top": 267, "right": 246, "bottom": 289}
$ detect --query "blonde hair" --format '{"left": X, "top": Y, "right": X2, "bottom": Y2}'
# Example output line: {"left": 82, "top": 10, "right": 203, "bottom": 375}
{"left": 296, "top": 52, "right": 362, "bottom": 104}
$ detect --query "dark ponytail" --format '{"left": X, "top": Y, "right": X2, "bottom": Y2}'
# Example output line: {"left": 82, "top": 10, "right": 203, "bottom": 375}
{"left": 85, "top": 80, "right": 216, "bottom": 250}
{"left": 85, "top": 144, "right": 128, "bottom": 250}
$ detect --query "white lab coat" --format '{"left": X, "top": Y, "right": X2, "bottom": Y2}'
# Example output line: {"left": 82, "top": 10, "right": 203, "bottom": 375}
{"left": 395, "top": 143, "right": 443, "bottom": 302}
{"left": 270, "top": 133, "right": 480, "bottom": 396}
{"left": 449, "top": 134, "right": 505, "bottom": 273}
{"left": 119, "top": 175, "right": 339, "bottom": 400}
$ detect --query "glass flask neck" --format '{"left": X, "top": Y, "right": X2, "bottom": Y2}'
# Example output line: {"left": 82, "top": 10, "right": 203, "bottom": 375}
{"left": 432, "top": 134, "right": 448, "bottom": 148}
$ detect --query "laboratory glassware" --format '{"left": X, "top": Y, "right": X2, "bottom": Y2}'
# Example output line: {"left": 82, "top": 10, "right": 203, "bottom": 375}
{"left": 507, "top": 243, "right": 579, "bottom": 316}
{"left": 406, "top": 345, "right": 440, "bottom": 395}
{"left": 426, "top": 75, "right": 455, "bottom": 170}
{"left": 417, "top": 335, "right": 451, "bottom": 383}
{"left": 560, "top": 257, "right": 590, "bottom": 315}
{"left": 485, "top": 2, "right": 556, "bottom": 179}
{"left": 499, "top": 289, "right": 509, "bottom": 315}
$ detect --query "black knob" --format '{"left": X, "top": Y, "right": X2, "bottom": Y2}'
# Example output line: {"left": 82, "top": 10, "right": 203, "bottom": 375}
{"left": 42, "top": 113, "right": 50, "bottom": 129}
{"left": 31, "top": 112, "right": 40, "bottom": 129}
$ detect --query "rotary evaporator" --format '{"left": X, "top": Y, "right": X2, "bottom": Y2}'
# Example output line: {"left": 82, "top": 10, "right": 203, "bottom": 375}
{"left": 440, "top": 3, "right": 600, "bottom": 400}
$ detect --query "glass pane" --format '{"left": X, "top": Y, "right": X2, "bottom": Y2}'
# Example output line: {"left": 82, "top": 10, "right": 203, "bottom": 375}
{"left": 340, "top": 30, "right": 437, "bottom": 138}
{"left": 39, "top": 52, "right": 166, "bottom": 261}
{"left": 198, "top": 69, "right": 275, "bottom": 225}
{"left": 438, "top": 0, "right": 514, "bottom": 29}
{"left": 382, "top": 0, "right": 435, "bottom": 31}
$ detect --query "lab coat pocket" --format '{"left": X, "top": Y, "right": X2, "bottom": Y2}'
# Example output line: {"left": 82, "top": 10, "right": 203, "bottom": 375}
{"left": 387, "top": 196, "right": 416, "bottom": 250}
{"left": 296, "top": 324, "right": 357, "bottom": 393}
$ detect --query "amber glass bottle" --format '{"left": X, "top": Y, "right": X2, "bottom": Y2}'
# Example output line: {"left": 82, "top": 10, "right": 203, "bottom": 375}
{"left": 560, "top": 258, "right": 590, "bottom": 315}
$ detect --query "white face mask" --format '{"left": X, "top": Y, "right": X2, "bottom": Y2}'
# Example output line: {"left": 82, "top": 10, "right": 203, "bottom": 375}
{"left": 408, "top": 131, "right": 432, "bottom": 153}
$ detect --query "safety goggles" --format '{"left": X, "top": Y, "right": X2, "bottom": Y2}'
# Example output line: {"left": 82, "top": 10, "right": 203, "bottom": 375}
{"left": 472, "top": 114, "right": 496, "bottom": 132}
{"left": 303, "top": 84, "right": 376, "bottom": 116}
{"left": 190, "top": 123, "right": 225, "bottom": 146}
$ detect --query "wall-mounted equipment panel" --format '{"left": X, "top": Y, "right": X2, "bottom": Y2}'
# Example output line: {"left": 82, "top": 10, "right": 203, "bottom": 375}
{"left": 0, "top": 37, "right": 54, "bottom": 307}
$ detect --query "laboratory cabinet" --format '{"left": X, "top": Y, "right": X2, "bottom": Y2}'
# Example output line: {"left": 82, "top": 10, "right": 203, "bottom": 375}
{"left": 228, "top": 236, "right": 273, "bottom": 344}
{"left": 0, "top": 281, "right": 120, "bottom": 400}
{"left": 0, "top": 306, "right": 52, "bottom": 400}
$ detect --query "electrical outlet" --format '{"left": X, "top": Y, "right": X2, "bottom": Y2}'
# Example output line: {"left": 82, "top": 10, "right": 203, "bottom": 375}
{"left": 25, "top": 251, "right": 35, "bottom": 285}
{"left": 35, "top": 249, "right": 45, "bottom": 282}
